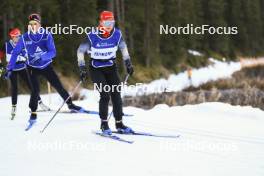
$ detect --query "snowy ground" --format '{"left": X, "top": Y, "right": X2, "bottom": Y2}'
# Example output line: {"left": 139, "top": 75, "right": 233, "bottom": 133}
{"left": 1, "top": 59, "right": 263, "bottom": 176}
{"left": 1, "top": 93, "right": 264, "bottom": 176}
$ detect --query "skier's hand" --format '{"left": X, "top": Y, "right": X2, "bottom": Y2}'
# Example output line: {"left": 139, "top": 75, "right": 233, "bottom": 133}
{"left": 124, "top": 59, "right": 134, "bottom": 76}
{"left": 4, "top": 69, "right": 12, "bottom": 80}
{"left": 17, "top": 55, "right": 27, "bottom": 63}
{"left": 79, "top": 65, "right": 88, "bottom": 82}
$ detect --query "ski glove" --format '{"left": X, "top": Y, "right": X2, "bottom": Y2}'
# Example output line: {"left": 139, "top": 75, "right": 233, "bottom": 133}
{"left": 124, "top": 59, "right": 134, "bottom": 76}
{"left": 79, "top": 65, "right": 88, "bottom": 82}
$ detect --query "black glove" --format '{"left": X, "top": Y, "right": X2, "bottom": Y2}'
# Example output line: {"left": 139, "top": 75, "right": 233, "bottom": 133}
{"left": 79, "top": 65, "right": 88, "bottom": 81}
{"left": 124, "top": 59, "right": 134, "bottom": 76}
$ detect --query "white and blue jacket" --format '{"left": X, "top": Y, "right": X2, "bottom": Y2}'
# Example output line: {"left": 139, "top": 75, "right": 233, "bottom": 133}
{"left": 5, "top": 40, "right": 27, "bottom": 71}
{"left": 8, "top": 28, "right": 56, "bottom": 70}
{"left": 77, "top": 27, "right": 130, "bottom": 68}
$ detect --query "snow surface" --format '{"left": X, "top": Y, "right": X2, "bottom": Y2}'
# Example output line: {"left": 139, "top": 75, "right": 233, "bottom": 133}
{"left": 1, "top": 59, "right": 262, "bottom": 176}
{"left": 1, "top": 93, "right": 264, "bottom": 176}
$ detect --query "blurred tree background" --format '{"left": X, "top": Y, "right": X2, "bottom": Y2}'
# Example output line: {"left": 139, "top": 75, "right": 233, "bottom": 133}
{"left": 0, "top": 0, "right": 264, "bottom": 97}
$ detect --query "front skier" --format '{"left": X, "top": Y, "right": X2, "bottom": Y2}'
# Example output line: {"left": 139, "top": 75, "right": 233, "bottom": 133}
{"left": 6, "top": 13, "right": 84, "bottom": 126}
{"left": 77, "top": 11, "right": 134, "bottom": 135}
{"left": 1, "top": 28, "right": 50, "bottom": 120}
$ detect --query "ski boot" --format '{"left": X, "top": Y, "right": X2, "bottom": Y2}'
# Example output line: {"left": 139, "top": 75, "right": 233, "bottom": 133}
{"left": 25, "top": 112, "right": 37, "bottom": 131}
{"left": 10, "top": 105, "right": 16, "bottom": 120}
{"left": 38, "top": 100, "right": 51, "bottom": 111}
{"left": 101, "top": 120, "right": 112, "bottom": 135}
{"left": 116, "top": 120, "right": 134, "bottom": 134}
{"left": 67, "top": 103, "right": 85, "bottom": 113}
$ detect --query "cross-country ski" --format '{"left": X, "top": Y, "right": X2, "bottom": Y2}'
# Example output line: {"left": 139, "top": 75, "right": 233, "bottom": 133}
{"left": 92, "top": 131, "right": 134, "bottom": 144}
{"left": 112, "top": 131, "right": 180, "bottom": 138}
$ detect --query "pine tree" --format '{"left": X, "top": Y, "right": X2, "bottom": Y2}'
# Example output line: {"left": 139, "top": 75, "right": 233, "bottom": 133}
{"left": 205, "top": 0, "right": 230, "bottom": 55}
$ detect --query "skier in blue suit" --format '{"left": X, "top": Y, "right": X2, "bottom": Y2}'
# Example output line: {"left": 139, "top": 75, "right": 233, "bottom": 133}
{"left": 77, "top": 11, "right": 134, "bottom": 135}
{"left": 6, "top": 13, "right": 84, "bottom": 126}
{"left": 1, "top": 28, "right": 50, "bottom": 120}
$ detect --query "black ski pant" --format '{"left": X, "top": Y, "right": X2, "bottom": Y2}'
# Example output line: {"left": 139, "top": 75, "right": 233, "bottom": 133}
{"left": 28, "top": 64, "right": 71, "bottom": 112}
{"left": 10, "top": 68, "right": 41, "bottom": 105}
{"left": 89, "top": 64, "right": 123, "bottom": 121}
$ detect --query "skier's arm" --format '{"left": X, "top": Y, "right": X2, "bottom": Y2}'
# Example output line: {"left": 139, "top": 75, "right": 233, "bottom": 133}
{"left": 5, "top": 43, "right": 12, "bottom": 63}
{"left": 77, "top": 39, "right": 91, "bottom": 81}
{"left": 7, "top": 38, "right": 24, "bottom": 71}
{"left": 118, "top": 36, "right": 134, "bottom": 75}
{"left": 41, "top": 33, "right": 56, "bottom": 61}
{"left": 118, "top": 37, "right": 130, "bottom": 61}
{"left": 77, "top": 39, "right": 91, "bottom": 66}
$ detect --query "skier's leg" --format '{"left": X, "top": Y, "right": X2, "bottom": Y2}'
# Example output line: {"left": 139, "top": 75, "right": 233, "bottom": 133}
{"left": 90, "top": 66, "right": 111, "bottom": 134}
{"left": 105, "top": 65, "right": 133, "bottom": 133}
{"left": 41, "top": 65, "right": 82, "bottom": 111}
{"left": 9, "top": 71, "right": 18, "bottom": 119}
{"left": 28, "top": 68, "right": 40, "bottom": 118}
{"left": 90, "top": 66, "right": 110, "bottom": 120}
{"left": 20, "top": 69, "right": 50, "bottom": 111}
{"left": 10, "top": 71, "right": 18, "bottom": 106}
{"left": 41, "top": 65, "right": 70, "bottom": 100}
{"left": 19, "top": 69, "right": 31, "bottom": 90}
{"left": 105, "top": 65, "right": 123, "bottom": 121}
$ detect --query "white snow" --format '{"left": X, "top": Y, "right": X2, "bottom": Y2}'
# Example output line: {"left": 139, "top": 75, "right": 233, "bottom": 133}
{"left": 1, "top": 58, "right": 262, "bottom": 176}
{"left": 0, "top": 93, "right": 264, "bottom": 176}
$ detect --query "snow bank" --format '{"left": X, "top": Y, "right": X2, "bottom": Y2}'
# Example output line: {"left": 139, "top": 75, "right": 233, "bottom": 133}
{"left": 123, "top": 59, "right": 241, "bottom": 96}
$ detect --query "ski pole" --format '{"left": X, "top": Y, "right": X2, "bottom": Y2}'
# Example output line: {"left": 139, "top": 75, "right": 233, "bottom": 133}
{"left": 47, "top": 82, "right": 51, "bottom": 105}
{"left": 40, "top": 81, "right": 82, "bottom": 133}
{"left": 107, "top": 74, "right": 130, "bottom": 120}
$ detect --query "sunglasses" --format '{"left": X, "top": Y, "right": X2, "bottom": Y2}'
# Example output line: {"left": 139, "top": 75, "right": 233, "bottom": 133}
{"left": 11, "top": 35, "right": 21, "bottom": 40}
{"left": 102, "top": 20, "right": 115, "bottom": 27}
{"left": 13, "top": 35, "right": 21, "bottom": 39}
{"left": 29, "top": 22, "right": 38, "bottom": 26}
